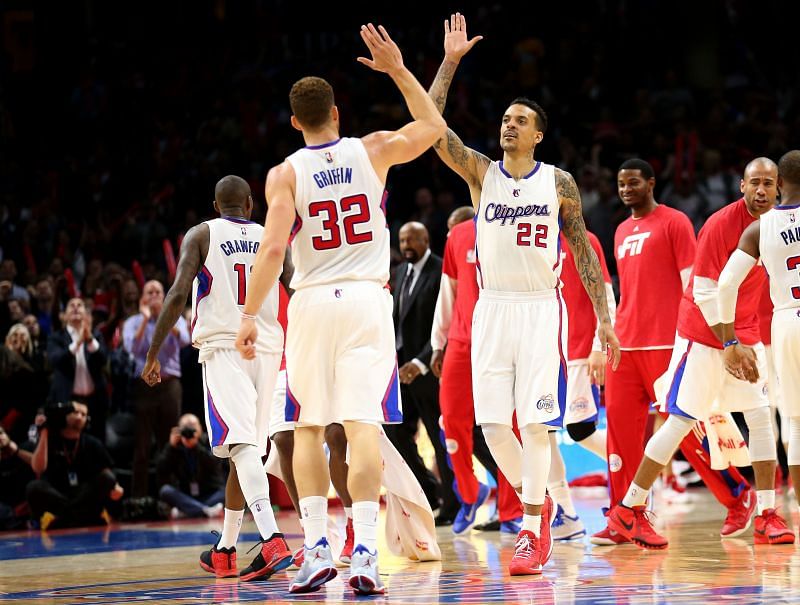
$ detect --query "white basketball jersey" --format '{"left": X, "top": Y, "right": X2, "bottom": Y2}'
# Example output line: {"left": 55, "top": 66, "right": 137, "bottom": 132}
{"left": 191, "top": 217, "right": 283, "bottom": 353}
{"left": 475, "top": 161, "right": 562, "bottom": 292}
{"left": 286, "top": 137, "right": 389, "bottom": 290}
{"left": 760, "top": 205, "right": 800, "bottom": 311}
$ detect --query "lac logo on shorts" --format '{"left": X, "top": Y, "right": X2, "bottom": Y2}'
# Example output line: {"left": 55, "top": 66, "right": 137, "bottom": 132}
{"left": 537, "top": 394, "right": 554, "bottom": 413}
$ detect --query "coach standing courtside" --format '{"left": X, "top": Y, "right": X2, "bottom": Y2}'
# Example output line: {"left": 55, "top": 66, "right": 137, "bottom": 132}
{"left": 388, "top": 221, "right": 459, "bottom": 524}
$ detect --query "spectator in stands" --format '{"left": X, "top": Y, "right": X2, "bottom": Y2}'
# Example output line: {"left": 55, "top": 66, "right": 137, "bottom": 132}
{"left": 47, "top": 298, "right": 109, "bottom": 442}
{"left": 27, "top": 401, "right": 123, "bottom": 529}
{"left": 0, "top": 424, "right": 34, "bottom": 530}
{"left": 156, "top": 413, "right": 224, "bottom": 519}
{"left": 0, "top": 260, "right": 30, "bottom": 303}
{"left": 31, "top": 275, "right": 60, "bottom": 337}
{"left": 2, "top": 324, "right": 43, "bottom": 441}
{"left": 124, "top": 279, "right": 189, "bottom": 497}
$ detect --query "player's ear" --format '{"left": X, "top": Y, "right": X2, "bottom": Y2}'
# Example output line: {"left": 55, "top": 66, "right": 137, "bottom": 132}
{"left": 331, "top": 105, "right": 339, "bottom": 124}
{"left": 290, "top": 115, "right": 303, "bottom": 132}
{"left": 777, "top": 175, "right": 784, "bottom": 198}
{"left": 212, "top": 199, "right": 220, "bottom": 214}
{"left": 740, "top": 179, "right": 746, "bottom": 194}
{"left": 534, "top": 131, "right": 543, "bottom": 145}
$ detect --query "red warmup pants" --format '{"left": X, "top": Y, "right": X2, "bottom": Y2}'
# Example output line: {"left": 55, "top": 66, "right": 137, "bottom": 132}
{"left": 606, "top": 349, "right": 748, "bottom": 509}
{"left": 440, "top": 340, "right": 522, "bottom": 521}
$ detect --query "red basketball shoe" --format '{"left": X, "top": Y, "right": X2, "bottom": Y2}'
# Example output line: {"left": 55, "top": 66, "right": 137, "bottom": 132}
{"left": 754, "top": 509, "right": 795, "bottom": 545}
{"left": 720, "top": 488, "right": 756, "bottom": 538}
{"left": 607, "top": 504, "right": 668, "bottom": 550}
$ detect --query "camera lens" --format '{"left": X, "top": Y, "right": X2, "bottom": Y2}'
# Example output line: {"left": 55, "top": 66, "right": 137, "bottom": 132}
{"left": 180, "top": 426, "right": 196, "bottom": 439}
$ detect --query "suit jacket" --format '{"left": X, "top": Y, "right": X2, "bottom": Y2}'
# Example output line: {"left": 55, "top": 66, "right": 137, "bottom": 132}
{"left": 47, "top": 327, "right": 109, "bottom": 406}
{"left": 393, "top": 252, "right": 442, "bottom": 367}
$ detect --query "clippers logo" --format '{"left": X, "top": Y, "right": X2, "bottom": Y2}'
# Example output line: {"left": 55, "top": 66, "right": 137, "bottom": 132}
{"left": 609, "top": 453, "right": 622, "bottom": 472}
{"left": 484, "top": 202, "right": 551, "bottom": 226}
{"left": 570, "top": 397, "right": 589, "bottom": 414}
{"left": 466, "top": 249, "right": 476, "bottom": 264}
{"left": 325, "top": 151, "right": 334, "bottom": 163}
{"left": 536, "top": 394, "right": 555, "bottom": 413}
{"left": 617, "top": 232, "right": 651, "bottom": 259}
{"left": 445, "top": 438, "right": 459, "bottom": 454}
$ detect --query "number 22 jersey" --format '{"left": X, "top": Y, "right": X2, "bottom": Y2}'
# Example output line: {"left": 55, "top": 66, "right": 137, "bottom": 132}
{"left": 286, "top": 137, "right": 389, "bottom": 290}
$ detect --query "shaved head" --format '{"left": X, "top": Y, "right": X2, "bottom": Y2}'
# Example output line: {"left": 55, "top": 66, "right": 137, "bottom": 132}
{"left": 743, "top": 157, "right": 778, "bottom": 178}
{"left": 214, "top": 175, "right": 252, "bottom": 212}
{"left": 447, "top": 206, "right": 475, "bottom": 231}
{"left": 399, "top": 222, "right": 429, "bottom": 263}
{"left": 778, "top": 150, "right": 800, "bottom": 187}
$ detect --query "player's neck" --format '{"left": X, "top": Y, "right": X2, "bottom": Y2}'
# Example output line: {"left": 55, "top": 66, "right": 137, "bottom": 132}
{"left": 302, "top": 127, "right": 340, "bottom": 148}
{"left": 500, "top": 152, "right": 537, "bottom": 180}
{"left": 630, "top": 198, "right": 658, "bottom": 219}
{"left": 780, "top": 186, "right": 800, "bottom": 207}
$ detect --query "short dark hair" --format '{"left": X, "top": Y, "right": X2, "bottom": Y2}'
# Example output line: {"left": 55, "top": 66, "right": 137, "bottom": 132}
{"left": 618, "top": 158, "right": 655, "bottom": 180}
{"left": 778, "top": 150, "right": 800, "bottom": 186}
{"left": 509, "top": 97, "right": 548, "bottom": 133}
{"left": 289, "top": 76, "right": 335, "bottom": 130}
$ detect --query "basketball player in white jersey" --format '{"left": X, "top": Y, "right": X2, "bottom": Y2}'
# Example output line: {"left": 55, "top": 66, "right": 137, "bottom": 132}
{"left": 142, "top": 175, "right": 294, "bottom": 582}
{"left": 426, "top": 14, "right": 620, "bottom": 575}
{"left": 235, "top": 24, "right": 446, "bottom": 595}
{"left": 720, "top": 150, "right": 800, "bottom": 512}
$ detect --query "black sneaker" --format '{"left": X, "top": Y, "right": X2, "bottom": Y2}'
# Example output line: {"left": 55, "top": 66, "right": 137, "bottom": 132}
{"left": 199, "top": 531, "right": 238, "bottom": 578}
{"left": 239, "top": 533, "right": 293, "bottom": 582}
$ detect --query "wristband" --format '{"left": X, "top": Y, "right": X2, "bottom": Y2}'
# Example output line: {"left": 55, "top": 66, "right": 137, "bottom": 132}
{"left": 723, "top": 338, "right": 739, "bottom": 348}
{"left": 241, "top": 312, "right": 256, "bottom": 320}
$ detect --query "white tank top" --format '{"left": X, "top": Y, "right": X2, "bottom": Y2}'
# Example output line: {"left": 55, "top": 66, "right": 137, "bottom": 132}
{"left": 191, "top": 217, "right": 283, "bottom": 353}
{"left": 759, "top": 205, "right": 800, "bottom": 311}
{"left": 286, "top": 137, "right": 389, "bottom": 290}
{"left": 475, "top": 161, "right": 562, "bottom": 292}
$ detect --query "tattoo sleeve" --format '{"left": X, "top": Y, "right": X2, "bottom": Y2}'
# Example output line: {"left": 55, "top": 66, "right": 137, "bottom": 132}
{"left": 428, "top": 59, "right": 458, "bottom": 114}
{"left": 557, "top": 169, "right": 611, "bottom": 323}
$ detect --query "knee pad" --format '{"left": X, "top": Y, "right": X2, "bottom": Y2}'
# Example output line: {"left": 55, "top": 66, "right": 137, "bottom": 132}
{"left": 743, "top": 406, "right": 777, "bottom": 462}
{"left": 481, "top": 423, "right": 514, "bottom": 448}
{"left": 230, "top": 443, "right": 269, "bottom": 507}
{"left": 566, "top": 420, "right": 597, "bottom": 442}
{"left": 644, "top": 414, "right": 694, "bottom": 466}
{"left": 481, "top": 423, "right": 522, "bottom": 489}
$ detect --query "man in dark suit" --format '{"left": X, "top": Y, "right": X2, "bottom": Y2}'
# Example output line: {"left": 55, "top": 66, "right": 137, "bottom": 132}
{"left": 47, "top": 298, "right": 109, "bottom": 442}
{"left": 388, "top": 221, "right": 459, "bottom": 524}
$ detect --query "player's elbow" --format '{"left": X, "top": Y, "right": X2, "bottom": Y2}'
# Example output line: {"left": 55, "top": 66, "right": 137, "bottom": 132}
{"left": 431, "top": 117, "right": 447, "bottom": 140}
{"left": 263, "top": 242, "right": 286, "bottom": 262}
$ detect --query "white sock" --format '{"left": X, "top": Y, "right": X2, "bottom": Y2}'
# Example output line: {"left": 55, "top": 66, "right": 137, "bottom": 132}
{"left": 344, "top": 506, "right": 353, "bottom": 520}
{"left": 250, "top": 498, "right": 279, "bottom": 539}
{"left": 548, "top": 480, "right": 576, "bottom": 517}
{"left": 622, "top": 482, "right": 648, "bottom": 508}
{"left": 522, "top": 514, "right": 541, "bottom": 535}
{"left": 756, "top": 489, "right": 775, "bottom": 514}
{"left": 579, "top": 428, "right": 607, "bottom": 460}
{"left": 218, "top": 508, "right": 244, "bottom": 549}
{"left": 300, "top": 496, "right": 328, "bottom": 549}
{"left": 352, "top": 500, "right": 379, "bottom": 553}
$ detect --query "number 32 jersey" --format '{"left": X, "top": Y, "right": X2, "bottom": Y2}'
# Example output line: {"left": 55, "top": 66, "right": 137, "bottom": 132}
{"left": 476, "top": 161, "right": 562, "bottom": 292}
{"left": 286, "top": 137, "right": 389, "bottom": 290}
{"left": 760, "top": 204, "right": 800, "bottom": 311}
{"left": 191, "top": 217, "right": 282, "bottom": 354}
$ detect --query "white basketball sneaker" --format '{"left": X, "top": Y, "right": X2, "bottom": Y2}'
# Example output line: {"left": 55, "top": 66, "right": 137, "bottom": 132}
{"left": 348, "top": 544, "right": 385, "bottom": 595}
{"left": 289, "top": 538, "right": 338, "bottom": 594}
{"left": 551, "top": 504, "right": 586, "bottom": 541}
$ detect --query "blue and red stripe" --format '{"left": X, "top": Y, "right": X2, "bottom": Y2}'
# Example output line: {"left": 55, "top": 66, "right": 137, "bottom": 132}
{"left": 191, "top": 266, "right": 213, "bottom": 336}
{"left": 285, "top": 382, "right": 301, "bottom": 422}
{"left": 206, "top": 384, "right": 229, "bottom": 447}
{"left": 381, "top": 363, "right": 402, "bottom": 423}
{"left": 666, "top": 341, "right": 696, "bottom": 419}
{"left": 546, "top": 288, "right": 569, "bottom": 427}
{"left": 289, "top": 212, "right": 303, "bottom": 244}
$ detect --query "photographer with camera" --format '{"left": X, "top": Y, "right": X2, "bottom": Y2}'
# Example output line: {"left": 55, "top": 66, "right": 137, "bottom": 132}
{"left": 27, "top": 401, "right": 123, "bottom": 529}
{"left": 47, "top": 298, "right": 109, "bottom": 442}
{"left": 156, "top": 414, "right": 224, "bottom": 519}
{"left": 0, "top": 424, "right": 34, "bottom": 529}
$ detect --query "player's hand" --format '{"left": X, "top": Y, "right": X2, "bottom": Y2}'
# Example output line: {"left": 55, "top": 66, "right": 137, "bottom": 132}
{"left": 109, "top": 483, "right": 124, "bottom": 501}
{"left": 399, "top": 361, "right": 422, "bottom": 384}
{"left": 431, "top": 349, "right": 445, "bottom": 379}
{"left": 724, "top": 344, "right": 759, "bottom": 383}
{"left": 139, "top": 299, "right": 151, "bottom": 320}
{"left": 357, "top": 24, "right": 404, "bottom": 76}
{"left": 81, "top": 316, "right": 93, "bottom": 343}
{"left": 141, "top": 355, "right": 161, "bottom": 386}
{"left": 443, "top": 12, "right": 483, "bottom": 62}
{"left": 598, "top": 321, "right": 621, "bottom": 371}
{"left": 588, "top": 350, "right": 606, "bottom": 385}
{"left": 236, "top": 317, "right": 258, "bottom": 360}
{"left": 169, "top": 426, "right": 182, "bottom": 448}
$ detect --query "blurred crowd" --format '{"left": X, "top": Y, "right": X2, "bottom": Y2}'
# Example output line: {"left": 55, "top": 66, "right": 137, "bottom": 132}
{"left": 1, "top": 1, "right": 798, "bottom": 529}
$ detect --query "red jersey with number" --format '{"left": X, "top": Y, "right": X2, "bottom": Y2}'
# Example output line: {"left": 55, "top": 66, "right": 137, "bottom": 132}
{"left": 442, "top": 220, "right": 479, "bottom": 345}
{"left": 560, "top": 231, "right": 611, "bottom": 360}
{"left": 614, "top": 205, "right": 696, "bottom": 349}
{"left": 677, "top": 199, "right": 767, "bottom": 348}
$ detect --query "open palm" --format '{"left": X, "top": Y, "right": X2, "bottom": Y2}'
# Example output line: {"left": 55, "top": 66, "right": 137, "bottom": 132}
{"left": 444, "top": 12, "right": 483, "bottom": 61}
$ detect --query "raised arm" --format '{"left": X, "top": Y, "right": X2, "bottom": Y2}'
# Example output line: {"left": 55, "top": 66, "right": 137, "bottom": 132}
{"left": 557, "top": 168, "right": 621, "bottom": 369}
{"left": 357, "top": 24, "right": 446, "bottom": 180}
{"left": 142, "top": 224, "right": 208, "bottom": 385}
{"left": 427, "top": 13, "right": 489, "bottom": 205}
{"left": 719, "top": 220, "right": 761, "bottom": 382}
{"left": 236, "top": 162, "right": 297, "bottom": 360}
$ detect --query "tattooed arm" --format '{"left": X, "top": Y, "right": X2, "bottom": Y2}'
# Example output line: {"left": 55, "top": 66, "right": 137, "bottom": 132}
{"left": 428, "top": 12, "right": 489, "bottom": 207}
{"left": 557, "top": 168, "right": 621, "bottom": 369}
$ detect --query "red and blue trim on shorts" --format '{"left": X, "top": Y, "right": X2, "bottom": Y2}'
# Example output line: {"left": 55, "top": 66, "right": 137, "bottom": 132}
{"left": 545, "top": 220, "right": 567, "bottom": 428}
{"left": 285, "top": 381, "right": 301, "bottom": 423}
{"left": 205, "top": 382, "right": 229, "bottom": 447}
{"left": 381, "top": 363, "right": 402, "bottom": 423}
{"left": 666, "top": 340, "right": 697, "bottom": 420}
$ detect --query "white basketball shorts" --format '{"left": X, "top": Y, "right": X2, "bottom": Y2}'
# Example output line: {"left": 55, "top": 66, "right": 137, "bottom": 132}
{"left": 564, "top": 360, "right": 601, "bottom": 425}
{"left": 664, "top": 335, "right": 768, "bottom": 420}
{"left": 772, "top": 308, "right": 800, "bottom": 417}
{"left": 202, "top": 347, "right": 281, "bottom": 458}
{"left": 285, "top": 281, "right": 401, "bottom": 427}
{"left": 472, "top": 288, "right": 567, "bottom": 429}
{"left": 268, "top": 369, "right": 294, "bottom": 438}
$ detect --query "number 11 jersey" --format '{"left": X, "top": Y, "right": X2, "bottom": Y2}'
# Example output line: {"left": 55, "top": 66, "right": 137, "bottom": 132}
{"left": 286, "top": 137, "right": 389, "bottom": 290}
{"left": 191, "top": 217, "right": 282, "bottom": 354}
{"left": 475, "top": 161, "right": 562, "bottom": 292}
